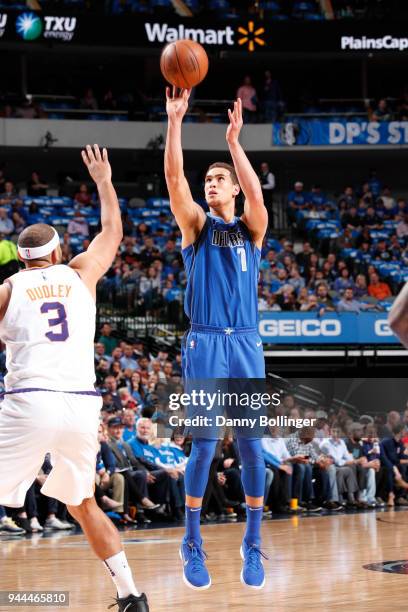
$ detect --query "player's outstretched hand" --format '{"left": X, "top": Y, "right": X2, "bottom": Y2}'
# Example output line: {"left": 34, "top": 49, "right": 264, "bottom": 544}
{"left": 166, "top": 86, "right": 191, "bottom": 122}
{"left": 81, "top": 144, "right": 112, "bottom": 185}
{"left": 226, "top": 97, "right": 243, "bottom": 144}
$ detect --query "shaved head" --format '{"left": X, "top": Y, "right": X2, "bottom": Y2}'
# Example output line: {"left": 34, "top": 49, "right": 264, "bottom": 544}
{"left": 17, "top": 223, "right": 61, "bottom": 264}
{"left": 18, "top": 223, "right": 55, "bottom": 249}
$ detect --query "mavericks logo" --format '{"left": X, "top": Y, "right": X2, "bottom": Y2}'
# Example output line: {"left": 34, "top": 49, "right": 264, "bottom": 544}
{"left": 15, "top": 12, "right": 76, "bottom": 42}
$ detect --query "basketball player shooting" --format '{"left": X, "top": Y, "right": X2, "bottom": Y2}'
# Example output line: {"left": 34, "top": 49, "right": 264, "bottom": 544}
{"left": 165, "top": 89, "right": 269, "bottom": 590}
{"left": 0, "top": 145, "right": 149, "bottom": 612}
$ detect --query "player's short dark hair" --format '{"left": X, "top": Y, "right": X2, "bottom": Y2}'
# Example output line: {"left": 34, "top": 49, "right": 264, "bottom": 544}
{"left": 18, "top": 223, "right": 55, "bottom": 249}
{"left": 207, "top": 162, "right": 239, "bottom": 186}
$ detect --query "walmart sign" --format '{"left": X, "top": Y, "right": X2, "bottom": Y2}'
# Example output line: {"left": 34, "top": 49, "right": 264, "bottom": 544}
{"left": 258, "top": 313, "right": 399, "bottom": 345}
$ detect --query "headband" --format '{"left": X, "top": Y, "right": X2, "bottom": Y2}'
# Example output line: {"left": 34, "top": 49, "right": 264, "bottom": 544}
{"left": 17, "top": 229, "right": 60, "bottom": 260}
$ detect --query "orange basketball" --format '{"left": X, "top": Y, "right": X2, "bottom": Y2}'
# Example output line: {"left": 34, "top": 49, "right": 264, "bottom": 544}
{"left": 160, "top": 39, "right": 209, "bottom": 89}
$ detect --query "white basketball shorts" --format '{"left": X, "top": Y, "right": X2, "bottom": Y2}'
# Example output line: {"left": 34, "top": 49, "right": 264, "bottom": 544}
{"left": 0, "top": 390, "right": 102, "bottom": 507}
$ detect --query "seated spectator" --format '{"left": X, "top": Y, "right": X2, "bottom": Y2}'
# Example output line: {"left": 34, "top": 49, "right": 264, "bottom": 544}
{"left": 341, "top": 206, "right": 361, "bottom": 231}
{"left": 74, "top": 183, "right": 93, "bottom": 207}
{"left": 101, "top": 89, "right": 117, "bottom": 111}
{"left": 0, "top": 208, "right": 13, "bottom": 236}
{"left": 381, "top": 424, "right": 408, "bottom": 507}
{"left": 372, "top": 239, "right": 391, "bottom": 262}
{"left": 80, "top": 87, "right": 98, "bottom": 110}
{"left": 345, "top": 423, "right": 378, "bottom": 507}
{"left": 96, "top": 425, "right": 125, "bottom": 513}
{"left": 67, "top": 211, "right": 89, "bottom": 237}
{"left": 27, "top": 171, "right": 49, "bottom": 197}
{"left": 262, "top": 426, "right": 293, "bottom": 512}
{"left": 11, "top": 212, "right": 26, "bottom": 235}
{"left": 362, "top": 205, "right": 383, "bottom": 230}
{"left": 121, "top": 408, "right": 137, "bottom": 442}
{"left": 296, "top": 241, "right": 314, "bottom": 271}
{"left": 333, "top": 267, "right": 354, "bottom": 294}
{"left": 129, "top": 418, "right": 182, "bottom": 515}
{"left": 396, "top": 213, "right": 408, "bottom": 242}
{"left": 120, "top": 344, "right": 138, "bottom": 371}
{"left": 287, "top": 181, "right": 309, "bottom": 224}
{"left": 362, "top": 424, "right": 389, "bottom": 506}
{"left": 300, "top": 293, "right": 320, "bottom": 311}
{"left": 236, "top": 75, "right": 257, "bottom": 123}
{"left": 107, "top": 416, "right": 162, "bottom": 513}
{"left": 338, "top": 186, "right": 357, "bottom": 208}
{"left": 169, "top": 431, "right": 188, "bottom": 472}
{"left": 98, "top": 322, "right": 117, "bottom": 355}
{"left": 285, "top": 426, "right": 325, "bottom": 512}
{"left": 337, "top": 287, "right": 364, "bottom": 313}
{"left": 315, "top": 283, "right": 335, "bottom": 312}
{"left": 371, "top": 98, "right": 392, "bottom": 122}
{"left": 103, "top": 375, "right": 123, "bottom": 411}
{"left": 380, "top": 186, "right": 396, "bottom": 213}
{"left": 0, "top": 181, "right": 22, "bottom": 207}
{"left": 320, "top": 427, "right": 361, "bottom": 508}
{"left": 367, "top": 272, "right": 392, "bottom": 300}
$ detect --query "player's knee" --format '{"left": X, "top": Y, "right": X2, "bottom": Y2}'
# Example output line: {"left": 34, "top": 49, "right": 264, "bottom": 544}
{"left": 67, "top": 496, "right": 96, "bottom": 518}
{"left": 190, "top": 439, "right": 217, "bottom": 467}
{"left": 237, "top": 438, "right": 264, "bottom": 467}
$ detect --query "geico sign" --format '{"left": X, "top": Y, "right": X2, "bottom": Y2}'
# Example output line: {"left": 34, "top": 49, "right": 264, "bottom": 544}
{"left": 145, "top": 22, "right": 234, "bottom": 45}
{"left": 374, "top": 320, "right": 394, "bottom": 336}
{"left": 259, "top": 319, "right": 341, "bottom": 337}
{"left": 341, "top": 35, "right": 408, "bottom": 51}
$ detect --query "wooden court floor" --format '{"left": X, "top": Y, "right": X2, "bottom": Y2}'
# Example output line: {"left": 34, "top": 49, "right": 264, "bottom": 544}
{"left": 2, "top": 510, "right": 408, "bottom": 611}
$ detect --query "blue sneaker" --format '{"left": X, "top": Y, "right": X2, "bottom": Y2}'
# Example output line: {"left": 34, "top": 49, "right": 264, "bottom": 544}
{"left": 179, "top": 538, "right": 211, "bottom": 590}
{"left": 240, "top": 541, "right": 268, "bottom": 589}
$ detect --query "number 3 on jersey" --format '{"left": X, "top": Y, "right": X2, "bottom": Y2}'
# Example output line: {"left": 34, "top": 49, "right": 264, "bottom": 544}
{"left": 41, "top": 302, "right": 69, "bottom": 341}
{"left": 237, "top": 247, "right": 247, "bottom": 272}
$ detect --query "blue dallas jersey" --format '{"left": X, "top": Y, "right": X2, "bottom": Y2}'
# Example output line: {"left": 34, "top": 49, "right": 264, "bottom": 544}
{"left": 182, "top": 213, "right": 261, "bottom": 327}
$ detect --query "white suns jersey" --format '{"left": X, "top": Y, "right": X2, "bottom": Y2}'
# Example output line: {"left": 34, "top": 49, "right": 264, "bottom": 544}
{"left": 0, "top": 264, "right": 96, "bottom": 392}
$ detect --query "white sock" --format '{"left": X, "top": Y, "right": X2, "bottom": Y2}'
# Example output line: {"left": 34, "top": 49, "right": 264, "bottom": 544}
{"left": 103, "top": 551, "right": 140, "bottom": 598}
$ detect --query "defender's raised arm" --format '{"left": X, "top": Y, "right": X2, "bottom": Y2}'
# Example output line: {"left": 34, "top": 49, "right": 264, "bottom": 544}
{"left": 226, "top": 98, "right": 268, "bottom": 248}
{"left": 69, "top": 144, "right": 123, "bottom": 293}
{"left": 164, "top": 87, "right": 205, "bottom": 247}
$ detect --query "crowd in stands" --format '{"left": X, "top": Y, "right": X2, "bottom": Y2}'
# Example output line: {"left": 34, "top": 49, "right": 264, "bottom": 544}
{"left": 3, "top": 348, "right": 408, "bottom": 534}
{"left": 0, "top": 165, "right": 406, "bottom": 317}
{"left": 262, "top": 173, "right": 407, "bottom": 313}
{"left": 7, "top": 0, "right": 325, "bottom": 20}
{"left": 9, "top": 0, "right": 396, "bottom": 21}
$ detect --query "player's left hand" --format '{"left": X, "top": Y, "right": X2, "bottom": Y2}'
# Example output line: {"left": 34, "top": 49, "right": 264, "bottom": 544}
{"left": 226, "top": 98, "right": 243, "bottom": 144}
{"left": 81, "top": 144, "right": 112, "bottom": 185}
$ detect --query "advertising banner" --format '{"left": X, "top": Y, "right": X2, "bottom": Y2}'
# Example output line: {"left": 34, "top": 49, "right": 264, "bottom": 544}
{"left": 272, "top": 120, "right": 408, "bottom": 147}
{"left": 258, "top": 312, "right": 399, "bottom": 345}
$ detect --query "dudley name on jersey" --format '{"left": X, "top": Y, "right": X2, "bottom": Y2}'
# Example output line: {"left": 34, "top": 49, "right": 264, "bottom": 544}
{"left": 0, "top": 264, "right": 96, "bottom": 392}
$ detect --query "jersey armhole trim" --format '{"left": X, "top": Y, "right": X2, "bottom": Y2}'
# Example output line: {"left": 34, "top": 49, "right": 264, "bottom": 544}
{"left": 238, "top": 217, "right": 262, "bottom": 254}
{"left": 69, "top": 265, "right": 97, "bottom": 304}
{"left": 0, "top": 279, "right": 13, "bottom": 322}
{"left": 181, "top": 215, "right": 210, "bottom": 255}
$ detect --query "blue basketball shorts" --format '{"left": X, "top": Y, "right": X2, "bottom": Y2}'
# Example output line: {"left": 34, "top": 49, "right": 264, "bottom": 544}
{"left": 181, "top": 323, "right": 265, "bottom": 379}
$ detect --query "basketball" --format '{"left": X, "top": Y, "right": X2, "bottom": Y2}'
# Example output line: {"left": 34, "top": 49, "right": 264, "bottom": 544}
{"left": 160, "top": 39, "right": 209, "bottom": 89}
